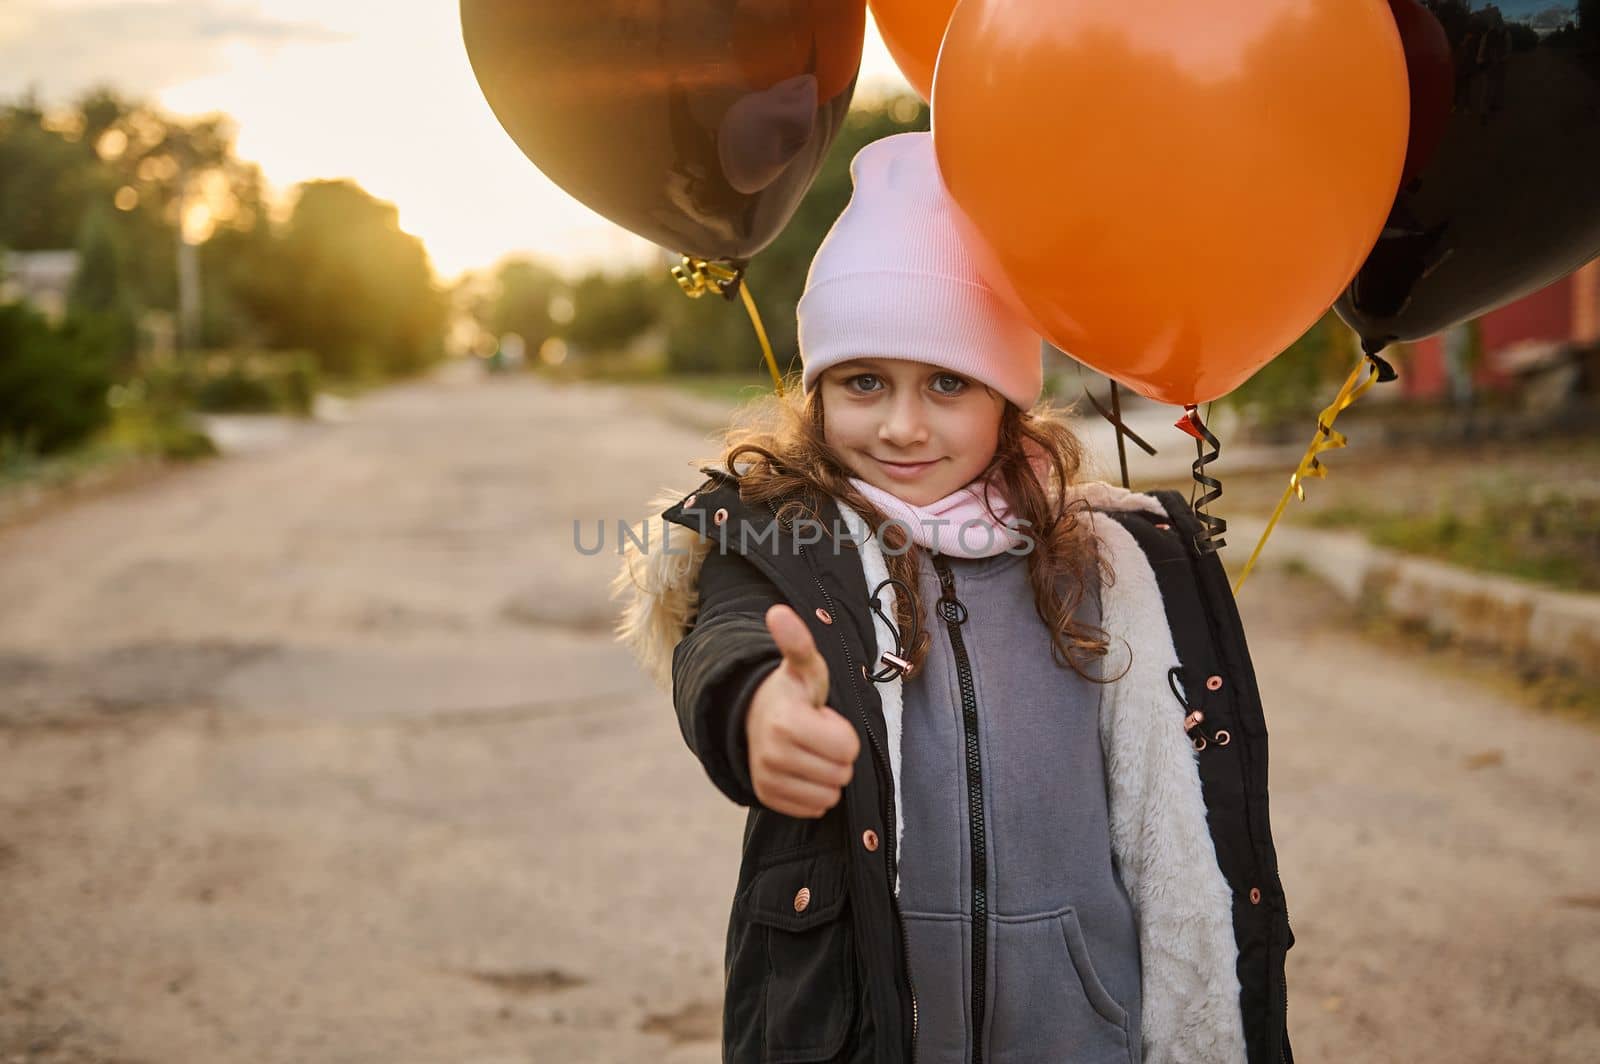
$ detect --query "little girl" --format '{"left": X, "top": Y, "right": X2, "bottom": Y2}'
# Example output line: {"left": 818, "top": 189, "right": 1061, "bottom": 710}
{"left": 616, "top": 132, "right": 1290, "bottom": 1064}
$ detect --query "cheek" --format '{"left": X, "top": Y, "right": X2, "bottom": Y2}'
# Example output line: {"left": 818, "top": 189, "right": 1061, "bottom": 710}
{"left": 822, "top": 405, "right": 868, "bottom": 448}
{"left": 951, "top": 403, "right": 1002, "bottom": 453}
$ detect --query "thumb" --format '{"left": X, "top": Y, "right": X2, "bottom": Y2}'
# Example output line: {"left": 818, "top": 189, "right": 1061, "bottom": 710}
{"left": 766, "top": 603, "right": 830, "bottom": 707}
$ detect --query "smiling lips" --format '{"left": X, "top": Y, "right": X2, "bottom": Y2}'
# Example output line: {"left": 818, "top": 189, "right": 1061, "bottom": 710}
{"left": 875, "top": 456, "right": 941, "bottom": 481}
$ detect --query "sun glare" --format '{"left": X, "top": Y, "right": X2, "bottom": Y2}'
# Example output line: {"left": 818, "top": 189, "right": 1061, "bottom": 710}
{"left": 10, "top": 0, "right": 910, "bottom": 281}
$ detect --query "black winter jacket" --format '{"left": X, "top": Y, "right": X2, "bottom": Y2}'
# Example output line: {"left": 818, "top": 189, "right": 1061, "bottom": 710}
{"left": 614, "top": 467, "right": 1295, "bottom": 1064}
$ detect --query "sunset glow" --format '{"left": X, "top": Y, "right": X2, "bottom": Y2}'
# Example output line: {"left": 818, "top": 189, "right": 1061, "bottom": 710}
{"left": 0, "top": 0, "right": 911, "bottom": 280}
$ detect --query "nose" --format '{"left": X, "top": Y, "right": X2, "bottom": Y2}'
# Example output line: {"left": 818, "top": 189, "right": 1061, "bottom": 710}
{"left": 878, "top": 392, "right": 928, "bottom": 448}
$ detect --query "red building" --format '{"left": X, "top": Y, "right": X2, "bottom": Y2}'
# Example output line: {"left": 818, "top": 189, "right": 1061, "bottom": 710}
{"left": 1398, "top": 260, "right": 1600, "bottom": 398}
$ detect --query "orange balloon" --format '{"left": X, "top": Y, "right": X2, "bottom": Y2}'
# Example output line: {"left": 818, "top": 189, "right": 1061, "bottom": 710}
{"left": 868, "top": 0, "right": 958, "bottom": 102}
{"left": 933, "top": 0, "right": 1410, "bottom": 406}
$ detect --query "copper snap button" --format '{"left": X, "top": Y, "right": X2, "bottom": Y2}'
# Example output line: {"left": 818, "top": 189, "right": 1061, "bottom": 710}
{"left": 712, "top": 507, "right": 729, "bottom": 526}
{"left": 1249, "top": 887, "right": 1262, "bottom": 905}
{"left": 793, "top": 887, "right": 811, "bottom": 913}
{"left": 861, "top": 829, "right": 879, "bottom": 852}
{"left": 815, "top": 607, "right": 833, "bottom": 625}
{"left": 1206, "top": 675, "right": 1224, "bottom": 692}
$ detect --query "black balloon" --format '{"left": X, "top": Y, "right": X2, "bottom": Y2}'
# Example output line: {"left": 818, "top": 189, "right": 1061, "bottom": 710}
{"left": 1337, "top": 0, "right": 1600, "bottom": 351}
{"left": 460, "top": 0, "right": 865, "bottom": 268}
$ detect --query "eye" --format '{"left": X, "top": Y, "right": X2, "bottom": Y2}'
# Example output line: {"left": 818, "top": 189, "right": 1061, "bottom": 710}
{"left": 844, "top": 373, "right": 883, "bottom": 394}
{"left": 931, "top": 373, "right": 969, "bottom": 396}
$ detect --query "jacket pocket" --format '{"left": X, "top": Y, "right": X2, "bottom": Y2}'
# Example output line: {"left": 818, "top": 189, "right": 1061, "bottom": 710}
{"left": 734, "top": 848, "right": 857, "bottom": 1064}
{"left": 1057, "top": 908, "right": 1131, "bottom": 1036}
{"left": 988, "top": 906, "right": 1134, "bottom": 1064}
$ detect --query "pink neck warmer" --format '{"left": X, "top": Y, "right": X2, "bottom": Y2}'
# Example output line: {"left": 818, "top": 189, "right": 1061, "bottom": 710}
{"left": 847, "top": 472, "right": 1027, "bottom": 559}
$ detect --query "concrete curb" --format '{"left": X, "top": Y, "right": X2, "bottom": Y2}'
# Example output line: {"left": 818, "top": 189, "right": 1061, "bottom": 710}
{"left": 1227, "top": 515, "right": 1600, "bottom": 683}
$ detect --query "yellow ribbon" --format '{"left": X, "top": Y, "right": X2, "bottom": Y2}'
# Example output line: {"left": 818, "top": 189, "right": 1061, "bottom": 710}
{"left": 737, "top": 280, "right": 784, "bottom": 396}
{"left": 670, "top": 255, "right": 785, "bottom": 396}
{"left": 1231, "top": 354, "right": 1384, "bottom": 595}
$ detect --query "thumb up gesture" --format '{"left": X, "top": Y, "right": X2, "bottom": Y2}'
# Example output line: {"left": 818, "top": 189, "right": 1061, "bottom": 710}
{"left": 746, "top": 604, "right": 861, "bottom": 818}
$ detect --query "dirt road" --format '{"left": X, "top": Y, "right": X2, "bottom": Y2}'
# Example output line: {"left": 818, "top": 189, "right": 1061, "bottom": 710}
{"left": 1, "top": 367, "right": 1595, "bottom": 1063}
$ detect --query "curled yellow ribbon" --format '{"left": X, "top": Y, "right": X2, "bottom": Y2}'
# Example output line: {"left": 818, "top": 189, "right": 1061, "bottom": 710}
{"left": 1232, "top": 354, "right": 1384, "bottom": 595}
{"left": 671, "top": 256, "right": 738, "bottom": 297}
{"left": 670, "top": 255, "right": 784, "bottom": 396}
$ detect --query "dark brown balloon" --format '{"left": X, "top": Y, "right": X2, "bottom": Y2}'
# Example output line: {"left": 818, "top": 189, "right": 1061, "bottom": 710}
{"left": 460, "top": 0, "right": 866, "bottom": 267}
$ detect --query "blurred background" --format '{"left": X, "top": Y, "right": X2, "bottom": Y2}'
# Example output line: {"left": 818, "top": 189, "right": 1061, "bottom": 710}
{"left": 1, "top": 2, "right": 1597, "bottom": 1062}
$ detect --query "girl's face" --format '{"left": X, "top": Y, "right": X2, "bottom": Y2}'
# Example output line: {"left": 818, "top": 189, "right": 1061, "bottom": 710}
{"left": 819, "top": 357, "right": 1006, "bottom": 506}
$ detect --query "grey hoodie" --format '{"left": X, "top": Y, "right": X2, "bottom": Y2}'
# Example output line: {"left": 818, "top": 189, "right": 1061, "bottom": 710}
{"left": 898, "top": 546, "right": 1141, "bottom": 1064}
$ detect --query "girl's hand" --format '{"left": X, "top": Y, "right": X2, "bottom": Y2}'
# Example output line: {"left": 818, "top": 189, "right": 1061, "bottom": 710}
{"left": 746, "top": 604, "right": 861, "bottom": 818}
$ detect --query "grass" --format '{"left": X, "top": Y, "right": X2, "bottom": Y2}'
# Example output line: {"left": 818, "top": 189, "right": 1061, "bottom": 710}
{"left": 1309, "top": 491, "right": 1600, "bottom": 592}
{"left": 1154, "top": 432, "right": 1600, "bottom": 594}
{"left": 0, "top": 399, "right": 218, "bottom": 528}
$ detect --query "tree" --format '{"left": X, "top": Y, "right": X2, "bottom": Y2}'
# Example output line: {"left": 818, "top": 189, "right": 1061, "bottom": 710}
{"left": 69, "top": 204, "right": 139, "bottom": 367}
{"left": 0, "top": 93, "right": 108, "bottom": 251}
{"left": 256, "top": 180, "right": 448, "bottom": 378}
{"left": 488, "top": 257, "right": 563, "bottom": 355}
{"left": 562, "top": 269, "right": 660, "bottom": 355}
{"left": 0, "top": 88, "right": 271, "bottom": 328}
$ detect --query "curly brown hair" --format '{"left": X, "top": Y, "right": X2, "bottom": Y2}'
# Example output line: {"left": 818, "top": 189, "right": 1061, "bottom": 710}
{"left": 698, "top": 371, "right": 1113, "bottom": 681}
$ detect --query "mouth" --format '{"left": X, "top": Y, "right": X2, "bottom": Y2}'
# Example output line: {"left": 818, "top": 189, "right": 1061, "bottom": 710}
{"left": 874, "top": 456, "right": 942, "bottom": 481}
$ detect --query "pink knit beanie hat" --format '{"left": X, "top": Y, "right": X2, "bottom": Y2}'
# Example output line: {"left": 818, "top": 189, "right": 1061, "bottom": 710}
{"left": 796, "top": 131, "right": 1042, "bottom": 410}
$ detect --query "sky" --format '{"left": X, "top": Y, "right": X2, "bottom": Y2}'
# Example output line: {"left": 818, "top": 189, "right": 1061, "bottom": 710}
{"left": 0, "top": 0, "right": 913, "bottom": 281}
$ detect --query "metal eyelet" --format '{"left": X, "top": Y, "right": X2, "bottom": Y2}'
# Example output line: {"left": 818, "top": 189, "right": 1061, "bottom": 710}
{"left": 1249, "top": 887, "right": 1262, "bottom": 905}
{"left": 683, "top": 492, "right": 698, "bottom": 508}
{"left": 815, "top": 607, "right": 833, "bottom": 625}
{"left": 712, "top": 507, "right": 729, "bottom": 526}
{"left": 1205, "top": 675, "right": 1224, "bottom": 692}
{"left": 861, "top": 829, "right": 879, "bottom": 852}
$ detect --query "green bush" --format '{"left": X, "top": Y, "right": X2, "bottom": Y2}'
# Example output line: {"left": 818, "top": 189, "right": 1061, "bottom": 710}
{"left": 189, "top": 350, "right": 318, "bottom": 416}
{"left": 131, "top": 349, "right": 320, "bottom": 417}
{"left": 195, "top": 367, "right": 276, "bottom": 413}
{"left": 0, "top": 302, "right": 116, "bottom": 454}
{"left": 105, "top": 374, "right": 217, "bottom": 461}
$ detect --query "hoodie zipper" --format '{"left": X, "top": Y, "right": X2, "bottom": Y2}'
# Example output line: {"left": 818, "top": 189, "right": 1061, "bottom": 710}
{"left": 930, "top": 554, "right": 988, "bottom": 1064}
{"left": 798, "top": 557, "right": 920, "bottom": 1064}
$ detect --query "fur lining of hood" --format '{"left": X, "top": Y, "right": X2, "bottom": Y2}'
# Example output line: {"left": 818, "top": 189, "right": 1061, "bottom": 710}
{"left": 609, "top": 484, "right": 715, "bottom": 693}
{"left": 610, "top": 477, "right": 1166, "bottom": 692}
